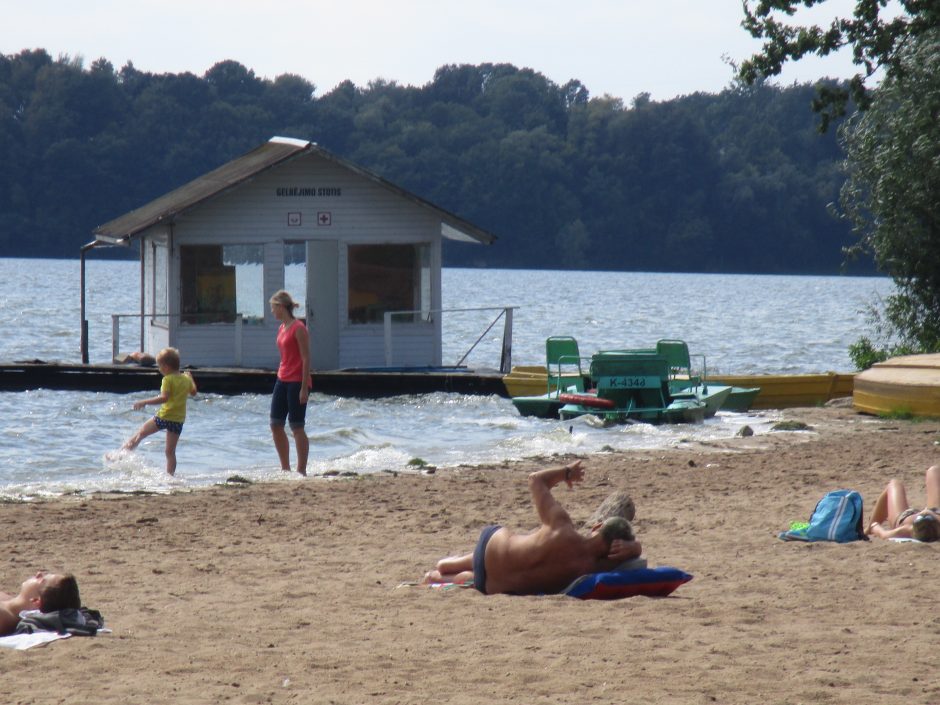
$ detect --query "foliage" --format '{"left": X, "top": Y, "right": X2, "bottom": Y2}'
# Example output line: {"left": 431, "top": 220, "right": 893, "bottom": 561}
{"left": 848, "top": 337, "right": 892, "bottom": 370}
{"left": 847, "top": 292, "right": 921, "bottom": 370}
{"left": 739, "top": 0, "right": 940, "bottom": 131}
{"left": 878, "top": 407, "right": 916, "bottom": 421}
{"left": 0, "top": 50, "right": 869, "bottom": 275}
{"left": 841, "top": 28, "right": 940, "bottom": 358}
{"left": 740, "top": 2, "right": 940, "bottom": 361}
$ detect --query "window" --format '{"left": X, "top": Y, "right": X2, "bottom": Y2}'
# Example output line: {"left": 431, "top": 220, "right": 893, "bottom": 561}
{"left": 347, "top": 244, "right": 430, "bottom": 324}
{"left": 180, "top": 244, "right": 264, "bottom": 324}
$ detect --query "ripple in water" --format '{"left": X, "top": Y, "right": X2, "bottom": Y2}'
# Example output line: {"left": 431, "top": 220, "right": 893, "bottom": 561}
{"left": 0, "top": 259, "right": 875, "bottom": 498}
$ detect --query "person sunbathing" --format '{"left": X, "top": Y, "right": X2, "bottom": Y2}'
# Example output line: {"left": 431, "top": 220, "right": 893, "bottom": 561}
{"left": 867, "top": 464, "right": 940, "bottom": 541}
{"left": 422, "top": 460, "right": 642, "bottom": 595}
{"left": 0, "top": 571, "right": 81, "bottom": 636}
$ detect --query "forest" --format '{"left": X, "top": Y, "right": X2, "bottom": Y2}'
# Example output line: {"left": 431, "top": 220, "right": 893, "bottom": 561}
{"left": 0, "top": 49, "right": 873, "bottom": 273}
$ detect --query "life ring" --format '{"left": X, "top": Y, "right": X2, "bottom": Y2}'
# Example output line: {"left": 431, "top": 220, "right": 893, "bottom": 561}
{"left": 558, "top": 393, "right": 616, "bottom": 409}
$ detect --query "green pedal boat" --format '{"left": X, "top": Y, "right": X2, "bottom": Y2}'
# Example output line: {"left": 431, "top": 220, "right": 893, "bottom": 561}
{"left": 510, "top": 338, "right": 736, "bottom": 424}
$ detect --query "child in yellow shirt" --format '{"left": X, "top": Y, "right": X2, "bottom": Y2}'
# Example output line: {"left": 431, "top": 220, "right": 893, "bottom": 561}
{"left": 122, "top": 347, "right": 197, "bottom": 476}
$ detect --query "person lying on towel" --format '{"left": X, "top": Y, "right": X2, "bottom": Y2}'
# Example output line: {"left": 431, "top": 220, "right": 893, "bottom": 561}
{"left": 0, "top": 571, "right": 81, "bottom": 636}
{"left": 421, "top": 460, "right": 642, "bottom": 595}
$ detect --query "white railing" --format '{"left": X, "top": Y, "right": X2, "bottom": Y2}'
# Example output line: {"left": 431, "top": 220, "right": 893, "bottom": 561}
{"left": 383, "top": 306, "right": 517, "bottom": 373}
{"left": 110, "top": 307, "right": 515, "bottom": 372}
{"left": 111, "top": 314, "right": 244, "bottom": 366}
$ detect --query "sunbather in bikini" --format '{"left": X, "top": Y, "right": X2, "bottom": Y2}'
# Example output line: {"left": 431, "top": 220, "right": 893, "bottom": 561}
{"left": 866, "top": 465, "right": 940, "bottom": 541}
{"left": 0, "top": 572, "right": 81, "bottom": 636}
{"left": 421, "top": 460, "right": 642, "bottom": 595}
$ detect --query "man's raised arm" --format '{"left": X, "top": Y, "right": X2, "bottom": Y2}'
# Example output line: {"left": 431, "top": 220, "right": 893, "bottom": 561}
{"left": 528, "top": 460, "right": 584, "bottom": 529}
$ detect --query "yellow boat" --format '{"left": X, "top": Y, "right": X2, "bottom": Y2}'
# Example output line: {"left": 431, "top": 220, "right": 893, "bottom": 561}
{"left": 503, "top": 367, "right": 855, "bottom": 410}
{"left": 853, "top": 353, "right": 940, "bottom": 417}
{"left": 707, "top": 372, "right": 854, "bottom": 410}
{"left": 502, "top": 365, "right": 562, "bottom": 398}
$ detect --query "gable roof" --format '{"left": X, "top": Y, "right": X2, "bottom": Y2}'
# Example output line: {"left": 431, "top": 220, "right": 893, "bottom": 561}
{"left": 93, "top": 136, "right": 496, "bottom": 246}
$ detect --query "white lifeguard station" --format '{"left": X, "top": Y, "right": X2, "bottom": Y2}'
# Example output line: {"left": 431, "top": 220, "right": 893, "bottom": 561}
{"left": 81, "top": 136, "right": 497, "bottom": 370}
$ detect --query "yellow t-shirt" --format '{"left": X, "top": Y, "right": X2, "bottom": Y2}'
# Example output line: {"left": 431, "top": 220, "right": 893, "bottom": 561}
{"left": 157, "top": 373, "right": 193, "bottom": 423}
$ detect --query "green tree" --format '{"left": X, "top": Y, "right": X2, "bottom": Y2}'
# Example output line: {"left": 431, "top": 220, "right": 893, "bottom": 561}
{"left": 841, "top": 29, "right": 940, "bottom": 355}
{"left": 740, "top": 2, "right": 940, "bottom": 366}
{"left": 740, "top": 0, "right": 940, "bottom": 130}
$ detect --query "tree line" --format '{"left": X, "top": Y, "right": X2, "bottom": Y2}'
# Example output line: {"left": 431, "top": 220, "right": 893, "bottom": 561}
{"left": 0, "top": 50, "right": 872, "bottom": 274}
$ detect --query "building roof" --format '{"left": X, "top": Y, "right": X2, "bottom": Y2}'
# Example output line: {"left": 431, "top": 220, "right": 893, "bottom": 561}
{"left": 93, "top": 136, "right": 496, "bottom": 246}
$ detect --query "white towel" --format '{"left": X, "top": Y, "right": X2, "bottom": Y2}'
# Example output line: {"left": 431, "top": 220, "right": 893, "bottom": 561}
{"left": 0, "top": 631, "right": 71, "bottom": 650}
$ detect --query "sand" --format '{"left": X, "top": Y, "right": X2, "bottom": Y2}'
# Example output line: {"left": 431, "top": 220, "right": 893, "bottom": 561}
{"left": 3, "top": 405, "right": 940, "bottom": 704}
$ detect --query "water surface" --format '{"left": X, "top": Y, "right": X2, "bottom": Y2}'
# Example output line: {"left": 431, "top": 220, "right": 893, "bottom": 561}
{"left": 0, "top": 258, "right": 892, "bottom": 499}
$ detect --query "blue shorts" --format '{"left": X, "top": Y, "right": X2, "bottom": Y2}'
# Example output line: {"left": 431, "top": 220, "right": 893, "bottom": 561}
{"left": 270, "top": 379, "right": 307, "bottom": 429}
{"left": 154, "top": 416, "right": 183, "bottom": 435}
{"left": 473, "top": 525, "right": 501, "bottom": 595}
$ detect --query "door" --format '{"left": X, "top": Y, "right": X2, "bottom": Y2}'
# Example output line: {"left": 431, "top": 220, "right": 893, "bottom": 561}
{"left": 306, "top": 240, "right": 339, "bottom": 370}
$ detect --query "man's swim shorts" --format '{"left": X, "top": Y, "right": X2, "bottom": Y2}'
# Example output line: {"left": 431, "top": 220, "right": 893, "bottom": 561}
{"left": 472, "top": 525, "right": 501, "bottom": 594}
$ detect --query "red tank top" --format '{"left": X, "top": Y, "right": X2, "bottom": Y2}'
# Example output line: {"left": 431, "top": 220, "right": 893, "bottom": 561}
{"left": 276, "top": 320, "right": 307, "bottom": 382}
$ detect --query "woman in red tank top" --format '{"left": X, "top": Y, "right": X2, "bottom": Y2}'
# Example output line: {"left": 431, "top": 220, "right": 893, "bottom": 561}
{"left": 269, "top": 290, "right": 311, "bottom": 476}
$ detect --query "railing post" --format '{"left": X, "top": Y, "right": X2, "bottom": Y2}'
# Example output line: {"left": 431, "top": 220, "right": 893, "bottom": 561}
{"left": 112, "top": 315, "right": 120, "bottom": 363}
{"left": 433, "top": 309, "right": 442, "bottom": 367}
{"left": 79, "top": 240, "right": 96, "bottom": 364}
{"left": 384, "top": 312, "right": 393, "bottom": 366}
{"left": 80, "top": 248, "right": 88, "bottom": 364}
{"left": 234, "top": 314, "right": 243, "bottom": 367}
{"left": 500, "top": 307, "right": 513, "bottom": 374}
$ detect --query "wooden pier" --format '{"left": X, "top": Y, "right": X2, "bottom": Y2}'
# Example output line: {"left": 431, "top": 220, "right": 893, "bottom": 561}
{"left": 0, "top": 362, "right": 509, "bottom": 398}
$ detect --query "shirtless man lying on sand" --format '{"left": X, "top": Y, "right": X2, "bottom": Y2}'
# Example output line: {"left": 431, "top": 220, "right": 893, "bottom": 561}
{"left": 0, "top": 571, "right": 81, "bottom": 636}
{"left": 422, "top": 460, "right": 642, "bottom": 595}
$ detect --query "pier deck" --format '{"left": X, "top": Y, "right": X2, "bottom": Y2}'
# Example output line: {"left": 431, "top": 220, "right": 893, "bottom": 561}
{"left": 0, "top": 362, "right": 509, "bottom": 398}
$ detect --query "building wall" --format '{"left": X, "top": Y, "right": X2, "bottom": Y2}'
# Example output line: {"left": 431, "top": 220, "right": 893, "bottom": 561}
{"left": 177, "top": 323, "right": 276, "bottom": 368}
{"left": 340, "top": 323, "right": 437, "bottom": 368}
{"left": 141, "top": 227, "right": 171, "bottom": 357}
{"left": 175, "top": 156, "right": 442, "bottom": 246}
{"left": 141, "top": 152, "right": 446, "bottom": 369}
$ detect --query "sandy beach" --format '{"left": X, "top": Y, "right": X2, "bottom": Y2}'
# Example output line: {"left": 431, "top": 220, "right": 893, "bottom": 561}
{"left": 3, "top": 405, "right": 940, "bottom": 704}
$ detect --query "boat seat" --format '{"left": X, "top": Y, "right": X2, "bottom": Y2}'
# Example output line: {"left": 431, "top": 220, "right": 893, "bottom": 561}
{"left": 546, "top": 336, "right": 585, "bottom": 393}
{"left": 657, "top": 339, "right": 706, "bottom": 393}
{"left": 656, "top": 339, "right": 692, "bottom": 378}
{"left": 590, "top": 352, "right": 670, "bottom": 412}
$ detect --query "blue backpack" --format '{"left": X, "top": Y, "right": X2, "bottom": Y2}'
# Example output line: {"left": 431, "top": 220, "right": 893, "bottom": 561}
{"left": 779, "top": 490, "right": 868, "bottom": 543}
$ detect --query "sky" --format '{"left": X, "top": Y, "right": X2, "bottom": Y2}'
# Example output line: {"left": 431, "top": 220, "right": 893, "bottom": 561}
{"left": 1, "top": 0, "right": 878, "bottom": 103}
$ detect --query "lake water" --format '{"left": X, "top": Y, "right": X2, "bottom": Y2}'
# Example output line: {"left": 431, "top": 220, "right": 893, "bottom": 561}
{"left": 0, "top": 258, "right": 892, "bottom": 500}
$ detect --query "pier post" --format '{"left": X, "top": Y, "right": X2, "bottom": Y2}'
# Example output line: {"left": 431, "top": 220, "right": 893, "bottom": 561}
{"left": 79, "top": 240, "right": 97, "bottom": 364}
{"left": 112, "top": 315, "right": 120, "bottom": 363}
{"left": 384, "top": 312, "right": 393, "bottom": 366}
{"left": 235, "top": 314, "right": 243, "bottom": 366}
{"left": 500, "top": 307, "right": 513, "bottom": 374}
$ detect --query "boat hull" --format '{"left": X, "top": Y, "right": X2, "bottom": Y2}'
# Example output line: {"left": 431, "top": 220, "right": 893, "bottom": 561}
{"left": 506, "top": 367, "right": 854, "bottom": 413}
{"left": 722, "top": 386, "right": 762, "bottom": 412}
{"left": 503, "top": 365, "right": 553, "bottom": 398}
{"left": 853, "top": 354, "right": 940, "bottom": 417}
{"left": 670, "top": 383, "right": 733, "bottom": 418}
{"left": 558, "top": 398, "right": 707, "bottom": 424}
{"left": 511, "top": 392, "right": 564, "bottom": 419}
{"left": 556, "top": 379, "right": 718, "bottom": 425}
{"left": 705, "top": 372, "right": 854, "bottom": 410}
